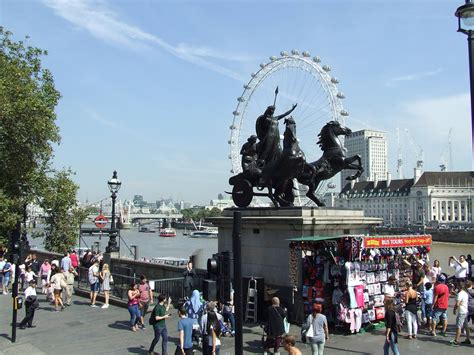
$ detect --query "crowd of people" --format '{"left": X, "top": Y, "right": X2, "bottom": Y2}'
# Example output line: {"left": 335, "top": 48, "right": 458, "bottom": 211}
{"left": 382, "top": 254, "right": 474, "bottom": 354}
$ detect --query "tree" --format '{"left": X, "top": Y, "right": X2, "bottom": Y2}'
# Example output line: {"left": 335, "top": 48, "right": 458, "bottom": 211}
{"left": 0, "top": 27, "right": 82, "bottom": 253}
{"left": 39, "top": 170, "right": 85, "bottom": 253}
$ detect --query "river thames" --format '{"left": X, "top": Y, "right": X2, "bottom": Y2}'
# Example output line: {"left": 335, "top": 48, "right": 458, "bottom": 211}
{"left": 29, "top": 225, "right": 473, "bottom": 273}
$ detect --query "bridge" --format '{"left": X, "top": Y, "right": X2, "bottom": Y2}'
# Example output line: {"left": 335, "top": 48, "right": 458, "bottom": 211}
{"left": 86, "top": 213, "right": 183, "bottom": 223}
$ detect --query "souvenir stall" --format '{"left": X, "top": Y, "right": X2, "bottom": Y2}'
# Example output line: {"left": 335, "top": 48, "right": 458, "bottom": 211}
{"left": 288, "top": 234, "right": 432, "bottom": 332}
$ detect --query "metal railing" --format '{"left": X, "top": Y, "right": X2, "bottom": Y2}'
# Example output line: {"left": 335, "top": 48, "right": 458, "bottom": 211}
{"left": 149, "top": 277, "right": 185, "bottom": 302}
{"left": 76, "top": 267, "right": 186, "bottom": 303}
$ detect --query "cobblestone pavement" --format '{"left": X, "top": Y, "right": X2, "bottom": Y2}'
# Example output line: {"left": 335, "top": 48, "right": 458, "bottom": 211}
{"left": 0, "top": 290, "right": 473, "bottom": 354}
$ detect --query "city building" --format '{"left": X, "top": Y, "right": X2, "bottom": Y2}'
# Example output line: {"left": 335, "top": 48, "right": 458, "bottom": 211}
{"left": 341, "top": 129, "right": 388, "bottom": 185}
{"left": 333, "top": 170, "right": 473, "bottom": 227}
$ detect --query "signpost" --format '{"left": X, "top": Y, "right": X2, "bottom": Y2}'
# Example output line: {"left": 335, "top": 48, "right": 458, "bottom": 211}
{"left": 94, "top": 215, "right": 108, "bottom": 229}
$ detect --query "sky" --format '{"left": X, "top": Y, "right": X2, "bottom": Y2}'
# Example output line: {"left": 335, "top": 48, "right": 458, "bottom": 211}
{"left": 1, "top": 0, "right": 472, "bottom": 205}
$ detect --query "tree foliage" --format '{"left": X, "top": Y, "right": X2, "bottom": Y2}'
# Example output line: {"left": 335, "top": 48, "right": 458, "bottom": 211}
{"left": 0, "top": 27, "right": 83, "bottom": 252}
{"left": 181, "top": 207, "right": 223, "bottom": 221}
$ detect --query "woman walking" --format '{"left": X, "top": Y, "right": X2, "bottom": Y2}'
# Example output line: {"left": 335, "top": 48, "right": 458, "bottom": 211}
{"left": 100, "top": 264, "right": 112, "bottom": 309}
{"left": 264, "top": 297, "right": 287, "bottom": 355}
{"left": 306, "top": 303, "right": 329, "bottom": 355}
{"left": 404, "top": 281, "right": 418, "bottom": 339}
{"left": 39, "top": 259, "right": 51, "bottom": 294}
{"left": 149, "top": 294, "right": 171, "bottom": 355}
{"left": 127, "top": 283, "right": 141, "bottom": 331}
{"left": 206, "top": 310, "right": 222, "bottom": 355}
{"left": 49, "top": 269, "right": 65, "bottom": 312}
{"left": 383, "top": 298, "right": 400, "bottom": 355}
{"left": 432, "top": 260, "right": 442, "bottom": 279}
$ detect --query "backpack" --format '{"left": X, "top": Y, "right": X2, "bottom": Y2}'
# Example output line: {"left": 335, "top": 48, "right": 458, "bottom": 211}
{"left": 468, "top": 289, "right": 474, "bottom": 315}
{"left": 149, "top": 305, "right": 158, "bottom": 325}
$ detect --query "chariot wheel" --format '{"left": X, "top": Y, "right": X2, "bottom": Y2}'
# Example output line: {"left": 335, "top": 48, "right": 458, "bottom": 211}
{"left": 229, "top": 50, "right": 346, "bottom": 206}
{"left": 232, "top": 179, "right": 254, "bottom": 208}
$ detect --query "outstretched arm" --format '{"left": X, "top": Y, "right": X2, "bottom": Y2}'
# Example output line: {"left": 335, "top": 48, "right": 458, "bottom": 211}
{"left": 275, "top": 103, "right": 297, "bottom": 120}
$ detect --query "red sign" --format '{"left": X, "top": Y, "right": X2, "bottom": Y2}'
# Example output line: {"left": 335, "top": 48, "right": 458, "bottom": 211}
{"left": 363, "top": 235, "right": 432, "bottom": 248}
{"left": 94, "top": 215, "right": 108, "bottom": 229}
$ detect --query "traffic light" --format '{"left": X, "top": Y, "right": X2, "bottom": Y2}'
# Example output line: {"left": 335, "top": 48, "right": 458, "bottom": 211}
{"left": 13, "top": 296, "right": 23, "bottom": 310}
{"left": 206, "top": 251, "right": 232, "bottom": 303}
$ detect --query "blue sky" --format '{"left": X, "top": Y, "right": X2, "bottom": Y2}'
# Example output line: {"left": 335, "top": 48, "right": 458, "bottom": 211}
{"left": 1, "top": 0, "right": 471, "bottom": 204}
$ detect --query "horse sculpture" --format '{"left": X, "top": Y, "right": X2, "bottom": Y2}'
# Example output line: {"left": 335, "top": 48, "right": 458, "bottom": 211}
{"left": 297, "top": 120, "right": 363, "bottom": 206}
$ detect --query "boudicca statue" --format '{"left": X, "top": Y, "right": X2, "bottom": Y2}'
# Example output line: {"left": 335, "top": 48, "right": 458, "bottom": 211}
{"left": 229, "top": 87, "right": 364, "bottom": 208}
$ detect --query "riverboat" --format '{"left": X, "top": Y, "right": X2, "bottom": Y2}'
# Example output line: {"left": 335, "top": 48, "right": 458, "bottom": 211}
{"left": 189, "top": 227, "right": 218, "bottom": 238}
{"left": 159, "top": 228, "right": 177, "bottom": 237}
{"left": 139, "top": 226, "right": 156, "bottom": 233}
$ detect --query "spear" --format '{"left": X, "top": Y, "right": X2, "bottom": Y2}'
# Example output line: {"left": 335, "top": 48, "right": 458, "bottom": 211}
{"left": 273, "top": 86, "right": 279, "bottom": 107}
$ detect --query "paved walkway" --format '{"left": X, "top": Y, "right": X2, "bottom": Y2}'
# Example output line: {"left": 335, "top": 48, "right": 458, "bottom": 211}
{"left": 0, "top": 290, "right": 473, "bottom": 354}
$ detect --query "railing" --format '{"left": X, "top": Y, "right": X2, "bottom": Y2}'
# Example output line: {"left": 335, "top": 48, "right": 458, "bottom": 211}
{"left": 150, "top": 277, "right": 185, "bottom": 302}
{"left": 76, "top": 267, "right": 188, "bottom": 303}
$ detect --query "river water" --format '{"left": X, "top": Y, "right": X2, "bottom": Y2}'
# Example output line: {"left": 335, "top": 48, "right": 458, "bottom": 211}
{"left": 29, "top": 226, "right": 472, "bottom": 274}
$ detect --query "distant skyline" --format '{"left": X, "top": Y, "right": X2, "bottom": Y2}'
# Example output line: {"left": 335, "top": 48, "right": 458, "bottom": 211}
{"left": 1, "top": 0, "right": 472, "bottom": 204}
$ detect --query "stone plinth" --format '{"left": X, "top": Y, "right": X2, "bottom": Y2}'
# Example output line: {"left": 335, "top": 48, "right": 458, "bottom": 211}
{"left": 209, "top": 207, "right": 381, "bottom": 289}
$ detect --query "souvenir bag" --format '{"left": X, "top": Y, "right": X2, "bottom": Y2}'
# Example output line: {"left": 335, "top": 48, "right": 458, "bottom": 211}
{"left": 283, "top": 316, "right": 290, "bottom": 334}
{"left": 301, "top": 315, "right": 314, "bottom": 343}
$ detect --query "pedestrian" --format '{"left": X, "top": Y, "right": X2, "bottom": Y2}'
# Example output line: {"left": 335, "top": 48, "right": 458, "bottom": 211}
{"left": 430, "top": 274, "right": 449, "bottom": 337}
{"left": 2, "top": 258, "right": 12, "bottom": 294}
{"left": 177, "top": 307, "right": 194, "bottom": 355}
{"left": 29, "top": 253, "right": 40, "bottom": 278}
{"left": 423, "top": 282, "right": 434, "bottom": 328}
{"left": 432, "top": 259, "right": 442, "bottom": 280}
{"left": 424, "top": 263, "right": 437, "bottom": 284}
{"left": 449, "top": 255, "right": 469, "bottom": 290}
{"left": 24, "top": 266, "right": 36, "bottom": 290}
{"left": 384, "top": 276, "right": 397, "bottom": 299}
{"left": 466, "top": 280, "right": 474, "bottom": 338}
{"left": 88, "top": 258, "right": 100, "bottom": 307}
{"left": 466, "top": 254, "right": 473, "bottom": 281}
{"left": 383, "top": 298, "right": 400, "bottom": 355}
{"left": 63, "top": 267, "right": 77, "bottom": 306}
{"left": 264, "top": 297, "right": 287, "bottom": 355}
{"left": 450, "top": 281, "right": 471, "bottom": 346}
{"left": 403, "top": 281, "right": 418, "bottom": 339}
{"left": 200, "top": 301, "right": 224, "bottom": 355}
{"left": 305, "top": 303, "right": 328, "bottom": 355}
{"left": 39, "top": 259, "right": 51, "bottom": 294}
{"left": 127, "top": 282, "right": 141, "bottom": 332}
{"left": 183, "top": 261, "right": 196, "bottom": 299}
{"left": 138, "top": 274, "right": 153, "bottom": 326}
{"left": 60, "top": 251, "right": 72, "bottom": 272}
{"left": 148, "top": 294, "right": 172, "bottom": 355}
{"left": 206, "top": 309, "right": 222, "bottom": 355}
{"left": 19, "top": 280, "right": 39, "bottom": 329}
{"left": 283, "top": 335, "right": 302, "bottom": 355}
{"left": 100, "top": 263, "right": 113, "bottom": 309}
{"left": 0, "top": 256, "right": 4, "bottom": 288}
{"left": 221, "top": 290, "right": 235, "bottom": 336}
{"left": 185, "top": 289, "right": 204, "bottom": 345}
{"left": 50, "top": 268, "right": 66, "bottom": 312}
{"left": 70, "top": 250, "right": 79, "bottom": 270}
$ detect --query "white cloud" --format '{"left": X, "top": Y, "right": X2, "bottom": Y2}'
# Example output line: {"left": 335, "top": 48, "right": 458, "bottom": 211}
{"left": 42, "top": 0, "right": 247, "bottom": 81}
{"left": 386, "top": 68, "right": 443, "bottom": 87}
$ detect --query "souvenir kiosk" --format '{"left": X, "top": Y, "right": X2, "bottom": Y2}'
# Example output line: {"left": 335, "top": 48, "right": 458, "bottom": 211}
{"left": 288, "top": 234, "right": 432, "bottom": 331}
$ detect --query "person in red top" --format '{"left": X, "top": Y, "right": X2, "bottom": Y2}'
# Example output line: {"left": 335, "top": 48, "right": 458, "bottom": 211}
{"left": 138, "top": 275, "right": 153, "bottom": 329}
{"left": 70, "top": 250, "right": 79, "bottom": 270}
{"left": 430, "top": 274, "right": 449, "bottom": 336}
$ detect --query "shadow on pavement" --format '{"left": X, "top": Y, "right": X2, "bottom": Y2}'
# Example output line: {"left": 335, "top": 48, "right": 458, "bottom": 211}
{"left": 0, "top": 333, "right": 11, "bottom": 342}
{"left": 73, "top": 300, "right": 91, "bottom": 306}
{"left": 108, "top": 320, "right": 131, "bottom": 330}
{"left": 243, "top": 339, "right": 263, "bottom": 354}
{"left": 325, "top": 345, "right": 372, "bottom": 354}
{"left": 127, "top": 345, "right": 148, "bottom": 354}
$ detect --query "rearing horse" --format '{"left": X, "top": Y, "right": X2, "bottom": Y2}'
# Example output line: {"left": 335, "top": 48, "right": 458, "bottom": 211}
{"left": 297, "top": 121, "right": 363, "bottom": 206}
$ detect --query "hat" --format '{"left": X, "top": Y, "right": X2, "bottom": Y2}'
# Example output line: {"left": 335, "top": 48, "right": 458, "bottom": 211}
{"left": 437, "top": 274, "right": 446, "bottom": 283}
{"left": 206, "top": 301, "right": 217, "bottom": 311}
{"left": 417, "top": 259, "right": 425, "bottom": 266}
{"left": 388, "top": 276, "right": 396, "bottom": 282}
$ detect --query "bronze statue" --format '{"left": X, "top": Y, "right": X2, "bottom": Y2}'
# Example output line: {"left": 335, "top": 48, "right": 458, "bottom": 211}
{"left": 255, "top": 87, "right": 297, "bottom": 167}
{"left": 228, "top": 88, "right": 363, "bottom": 208}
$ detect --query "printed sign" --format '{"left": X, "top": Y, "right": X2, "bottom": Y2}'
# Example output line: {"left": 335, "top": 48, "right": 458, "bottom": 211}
{"left": 363, "top": 235, "right": 432, "bottom": 248}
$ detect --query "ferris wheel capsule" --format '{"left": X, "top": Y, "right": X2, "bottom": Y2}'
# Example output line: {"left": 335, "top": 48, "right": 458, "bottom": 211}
{"left": 230, "top": 125, "right": 236, "bottom": 130}
{"left": 243, "top": 84, "right": 251, "bottom": 89}
{"left": 340, "top": 110, "right": 349, "bottom": 116}
{"left": 313, "top": 56, "right": 321, "bottom": 63}
{"left": 337, "top": 92, "right": 345, "bottom": 99}
{"left": 280, "top": 51, "right": 289, "bottom": 56}
{"left": 322, "top": 65, "right": 331, "bottom": 72}
{"left": 291, "top": 49, "right": 300, "bottom": 55}
{"left": 237, "top": 97, "right": 245, "bottom": 102}
{"left": 233, "top": 111, "right": 240, "bottom": 116}
{"left": 251, "top": 72, "right": 257, "bottom": 78}
{"left": 331, "top": 77, "right": 339, "bottom": 84}
{"left": 302, "top": 51, "right": 311, "bottom": 57}
{"left": 269, "top": 56, "right": 277, "bottom": 61}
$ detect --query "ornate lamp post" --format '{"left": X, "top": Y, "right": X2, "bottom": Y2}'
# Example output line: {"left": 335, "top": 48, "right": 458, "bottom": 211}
{"left": 455, "top": 0, "right": 474, "bottom": 165}
{"left": 106, "top": 170, "right": 121, "bottom": 253}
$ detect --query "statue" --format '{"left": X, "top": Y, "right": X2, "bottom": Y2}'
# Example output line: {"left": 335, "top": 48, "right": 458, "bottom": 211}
{"left": 240, "top": 135, "right": 258, "bottom": 172}
{"left": 228, "top": 88, "right": 363, "bottom": 208}
{"left": 255, "top": 87, "right": 297, "bottom": 167}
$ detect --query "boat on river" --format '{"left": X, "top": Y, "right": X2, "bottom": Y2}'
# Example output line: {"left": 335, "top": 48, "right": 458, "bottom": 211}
{"left": 159, "top": 228, "right": 177, "bottom": 237}
{"left": 189, "top": 227, "right": 218, "bottom": 238}
{"left": 139, "top": 226, "right": 156, "bottom": 233}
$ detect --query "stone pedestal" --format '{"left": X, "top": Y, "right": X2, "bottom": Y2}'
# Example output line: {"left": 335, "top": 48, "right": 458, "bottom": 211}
{"left": 210, "top": 207, "right": 381, "bottom": 322}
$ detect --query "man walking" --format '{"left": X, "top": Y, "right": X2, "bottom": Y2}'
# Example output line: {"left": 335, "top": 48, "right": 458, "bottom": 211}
{"left": 450, "top": 255, "right": 469, "bottom": 290}
{"left": 149, "top": 294, "right": 171, "bottom": 355}
{"left": 60, "top": 251, "right": 72, "bottom": 273}
{"left": 450, "top": 281, "right": 471, "bottom": 346}
{"left": 63, "top": 267, "right": 77, "bottom": 306}
{"left": 138, "top": 275, "right": 153, "bottom": 328}
{"left": 177, "top": 307, "right": 194, "bottom": 354}
{"left": 2, "top": 258, "right": 12, "bottom": 294}
{"left": 19, "top": 280, "right": 39, "bottom": 329}
{"left": 430, "top": 274, "right": 449, "bottom": 337}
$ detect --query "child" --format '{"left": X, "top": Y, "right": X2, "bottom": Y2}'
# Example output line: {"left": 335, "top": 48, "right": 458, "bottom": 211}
{"left": 423, "top": 282, "right": 434, "bottom": 328}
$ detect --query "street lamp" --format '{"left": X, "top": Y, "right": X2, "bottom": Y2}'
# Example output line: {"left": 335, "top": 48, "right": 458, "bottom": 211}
{"left": 455, "top": 0, "right": 474, "bottom": 166}
{"left": 106, "top": 170, "right": 121, "bottom": 253}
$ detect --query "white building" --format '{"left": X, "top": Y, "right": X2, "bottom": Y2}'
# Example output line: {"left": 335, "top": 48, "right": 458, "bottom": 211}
{"left": 341, "top": 129, "right": 388, "bottom": 184}
{"left": 334, "top": 170, "right": 473, "bottom": 227}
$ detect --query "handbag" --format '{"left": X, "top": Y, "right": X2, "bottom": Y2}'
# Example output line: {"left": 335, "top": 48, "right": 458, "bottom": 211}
{"left": 283, "top": 317, "right": 290, "bottom": 334}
